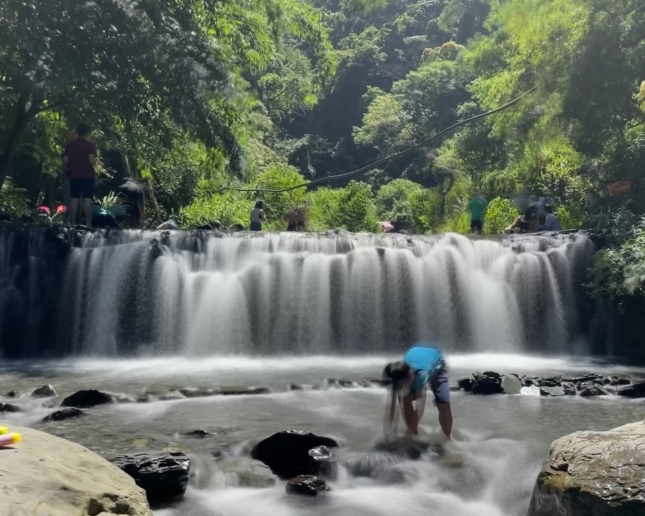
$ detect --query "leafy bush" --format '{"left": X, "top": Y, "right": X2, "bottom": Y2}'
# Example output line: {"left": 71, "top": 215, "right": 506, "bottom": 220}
{"left": 438, "top": 210, "right": 470, "bottom": 233}
{"left": 306, "top": 187, "right": 344, "bottom": 230}
{"left": 483, "top": 197, "right": 520, "bottom": 234}
{"left": 0, "top": 178, "right": 32, "bottom": 220}
{"left": 375, "top": 178, "right": 442, "bottom": 233}
{"left": 251, "top": 166, "right": 308, "bottom": 230}
{"left": 591, "top": 219, "right": 645, "bottom": 298}
{"left": 180, "top": 192, "right": 253, "bottom": 229}
{"left": 307, "top": 181, "right": 379, "bottom": 232}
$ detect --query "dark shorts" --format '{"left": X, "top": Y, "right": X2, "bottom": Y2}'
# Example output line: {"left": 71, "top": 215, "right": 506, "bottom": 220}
{"left": 69, "top": 178, "right": 95, "bottom": 199}
{"left": 287, "top": 224, "right": 296, "bottom": 232}
{"left": 471, "top": 219, "right": 483, "bottom": 233}
{"left": 250, "top": 221, "right": 262, "bottom": 231}
{"left": 430, "top": 364, "right": 450, "bottom": 404}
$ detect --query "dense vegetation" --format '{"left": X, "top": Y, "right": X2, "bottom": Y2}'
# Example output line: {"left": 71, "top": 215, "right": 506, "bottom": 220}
{"left": 1, "top": 0, "right": 644, "bottom": 245}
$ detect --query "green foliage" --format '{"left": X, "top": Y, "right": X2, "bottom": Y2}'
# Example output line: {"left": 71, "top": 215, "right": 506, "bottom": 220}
{"left": 375, "top": 179, "right": 441, "bottom": 233}
{"left": 483, "top": 197, "right": 520, "bottom": 234}
{"left": 0, "top": 178, "right": 31, "bottom": 219}
{"left": 180, "top": 192, "right": 253, "bottom": 230}
{"left": 251, "top": 166, "right": 308, "bottom": 229}
{"left": 307, "top": 182, "right": 379, "bottom": 232}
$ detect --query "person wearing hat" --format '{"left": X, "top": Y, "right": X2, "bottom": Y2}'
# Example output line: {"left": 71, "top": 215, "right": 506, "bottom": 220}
{"left": 382, "top": 343, "right": 452, "bottom": 440}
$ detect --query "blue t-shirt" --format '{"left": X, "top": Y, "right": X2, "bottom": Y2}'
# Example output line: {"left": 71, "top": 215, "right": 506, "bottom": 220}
{"left": 403, "top": 345, "right": 444, "bottom": 393}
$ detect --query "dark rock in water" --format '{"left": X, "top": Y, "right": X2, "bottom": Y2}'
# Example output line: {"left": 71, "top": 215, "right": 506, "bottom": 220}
{"left": 220, "top": 386, "right": 270, "bottom": 396}
{"left": 111, "top": 452, "right": 190, "bottom": 505}
{"left": 521, "top": 376, "right": 539, "bottom": 387}
{"left": 538, "top": 378, "right": 561, "bottom": 388}
{"left": 0, "top": 403, "right": 20, "bottom": 413}
{"left": 31, "top": 384, "right": 57, "bottom": 398}
{"left": 540, "top": 386, "right": 565, "bottom": 397}
{"left": 307, "top": 446, "right": 337, "bottom": 478}
{"left": 604, "top": 374, "right": 630, "bottom": 386}
{"left": 338, "top": 379, "right": 354, "bottom": 388}
{"left": 372, "top": 439, "right": 438, "bottom": 460}
{"left": 185, "top": 429, "right": 214, "bottom": 438}
{"left": 472, "top": 374, "right": 503, "bottom": 395}
{"left": 178, "top": 387, "right": 220, "bottom": 398}
{"left": 579, "top": 386, "right": 605, "bottom": 397}
{"left": 251, "top": 430, "right": 339, "bottom": 480}
{"left": 562, "top": 382, "right": 577, "bottom": 396}
{"left": 482, "top": 371, "right": 502, "bottom": 379}
{"left": 562, "top": 374, "right": 602, "bottom": 383}
{"left": 5, "top": 391, "right": 17, "bottom": 398}
{"left": 289, "top": 384, "right": 304, "bottom": 391}
{"left": 286, "top": 476, "right": 330, "bottom": 497}
{"left": 457, "top": 378, "right": 474, "bottom": 392}
{"left": 618, "top": 381, "right": 645, "bottom": 398}
{"left": 42, "top": 407, "right": 85, "bottom": 422}
{"left": 60, "top": 389, "right": 114, "bottom": 408}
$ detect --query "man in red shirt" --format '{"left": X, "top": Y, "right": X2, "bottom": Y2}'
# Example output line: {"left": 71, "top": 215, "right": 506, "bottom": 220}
{"left": 63, "top": 124, "right": 97, "bottom": 226}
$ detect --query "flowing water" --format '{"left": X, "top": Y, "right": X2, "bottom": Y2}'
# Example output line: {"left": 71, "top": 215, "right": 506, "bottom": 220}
{"left": 0, "top": 229, "right": 630, "bottom": 515}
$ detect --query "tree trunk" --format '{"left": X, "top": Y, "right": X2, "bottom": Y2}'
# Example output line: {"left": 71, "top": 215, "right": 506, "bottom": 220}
{"left": 0, "top": 91, "right": 37, "bottom": 191}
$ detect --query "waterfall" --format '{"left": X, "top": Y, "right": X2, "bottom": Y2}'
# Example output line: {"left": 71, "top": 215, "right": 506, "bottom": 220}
{"left": 0, "top": 227, "right": 598, "bottom": 358}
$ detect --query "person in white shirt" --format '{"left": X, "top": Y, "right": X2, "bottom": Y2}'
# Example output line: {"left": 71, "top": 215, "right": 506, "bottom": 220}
{"left": 250, "top": 201, "right": 266, "bottom": 231}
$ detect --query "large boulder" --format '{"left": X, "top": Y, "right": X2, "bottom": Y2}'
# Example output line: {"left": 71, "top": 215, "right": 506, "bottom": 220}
{"left": 472, "top": 373, "right": 503, "bottom": 394}
{"left": 60, "top": 389, "right": 114, "bottom": 408}
{"left": 111, "top": 452, "right": 190, "bottom": 505}
{"left": 617, "top": 381, "right": 645, "bottom": 398}
{"left": 528, "top": 420, "right": 645, "bottom": 516}
{"left": 251, "top": 430, "right": 339, "bottom": 479}
{"left": 0, "top": 402, "right": 21, "bottom": 412}
{"left": 42, "top": 407, "right": 86, "bottom": 422}
{"left": 0, "top": 426, "right": 151, "bottom": 516}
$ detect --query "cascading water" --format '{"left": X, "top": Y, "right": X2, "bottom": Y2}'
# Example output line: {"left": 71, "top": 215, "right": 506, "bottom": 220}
{"left": 0, "top": 227, "right": 599, "bottom": 358}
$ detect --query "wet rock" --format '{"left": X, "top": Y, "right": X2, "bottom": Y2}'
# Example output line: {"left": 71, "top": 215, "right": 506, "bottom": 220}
{"left": 528, "top": 420, "right": 645, "bottom": 516}
{"left": 136, "top": 393, "right": 155, "bottom": 403}
{"left": 30, "top": 384, "right": 57, "bottom": 398}
{"left": 251, "top": 430, "right": 339, "bottom": 480}
{"left": 562, "top": 382, "right": 577, "bottom": 396}
{"left": 501, "top": 375, "right": 522, "bottom": 395}
{"left": 338, "top": 379, "right": 354, "bottom": 388}
{"left": 157, "top": 391, "right": 186, "bottom": 401}
{"left": 178, "top": 387, "right": 220, "bottom": 398}
{"left": 111, "top": 452, "right": 190, "bottom": 505}
{"left": 537, "top": 378, "right": 561, "bottom": 388}
{"left": 185, "top": 429, "right": 214, "bottom": 438}
{"left": 562, "top": 374, "right": 602, "bottom": 383}
{"left": 521, "top": 376, "right": 539, "bottom": 387}
{"left": 218, "top": 458, "right": 277, "bottom": 488}
{"left": 5, "top": 390, "right": 17, "bottom": 398}
{"left": 617, "top": 381, "right": 645, "bottom": 398}
{"left": 286, "top": 476, "right": 330, "bottom": 497}
{"left": 0, "top": 426, "right": 152, "bottom": 516}
{"left": 289, "top": 384, "right": 304, "bottom": 391}
{"left": 482, "top": 371, "right": 502, "bottom": 379}
{"left": 0, "top": 403, "right": 20, "bottom": 413}
{"left": 604, "top": 374, "right": 630, "bottom": 386}
{"left": 372, "top": 439, "right": 438, "bottom": 460}
{"left": 220, "top": 386, "right": 270, "bottom": 396}
{"left": 60, "top": 389, "right": 114, "bottom": 408}
{"left": 42, "top": 407, "right": 85, "bottom": 422}
{"left": 472, "top": 374, "right": 503, "bottom": 395}
{"left": 540, "top": 386, "right": 565, "bottom": 397}
{"left": 579, "top": 386, "right": 605, "bottom": 397}
{"left": 457, "top": 377, "right": 474, "bottom": 392}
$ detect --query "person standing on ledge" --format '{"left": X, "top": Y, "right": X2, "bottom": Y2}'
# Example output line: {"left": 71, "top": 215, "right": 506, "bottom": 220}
{"left": 382, "top": 344, "right": 452, "bottom": 440}
{"left": 64, "top": 124, "right": 97, "bottom": 226}
{"left": 250, "top": 201, "right": 266, "bottom": 231}
{"left": 468, "top": 193, "right": 487, "bottom": 234}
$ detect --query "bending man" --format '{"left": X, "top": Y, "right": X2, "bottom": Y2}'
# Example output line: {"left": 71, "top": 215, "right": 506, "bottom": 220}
{"left": 382, "top": 344, "right": 452, "bottom": 439}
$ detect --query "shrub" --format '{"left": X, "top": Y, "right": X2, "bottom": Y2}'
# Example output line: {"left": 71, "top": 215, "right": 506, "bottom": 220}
{"left": 483, "top": 197, "right": 520, "bottom": 234}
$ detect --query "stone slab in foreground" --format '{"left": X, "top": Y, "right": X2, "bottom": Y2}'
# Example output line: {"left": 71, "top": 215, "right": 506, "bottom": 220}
{"left": 528, "top": 420, "right": 645, "bottom": 516}
{"left": 0, "top": 426, "right": 152, "bottom": 516}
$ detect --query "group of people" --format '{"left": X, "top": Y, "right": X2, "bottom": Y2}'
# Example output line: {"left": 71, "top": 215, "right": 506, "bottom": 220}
{"left": 504, "top": 204, "right": 562, "bottom": 234}
{"left": 468, "top": 194, "right": 563, "bottom": 235}
{"left": 245, "top": 202, "right": 307, "bottom": 232}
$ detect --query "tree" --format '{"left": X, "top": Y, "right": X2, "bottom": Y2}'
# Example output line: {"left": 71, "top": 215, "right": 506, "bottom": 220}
{"left": 0, "top": 0, "right": 331, "bottom": 189}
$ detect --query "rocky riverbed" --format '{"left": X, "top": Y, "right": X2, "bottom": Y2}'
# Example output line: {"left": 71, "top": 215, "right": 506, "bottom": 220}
{"left": 2, "top": 354, "right": 645, "bottom": 516}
